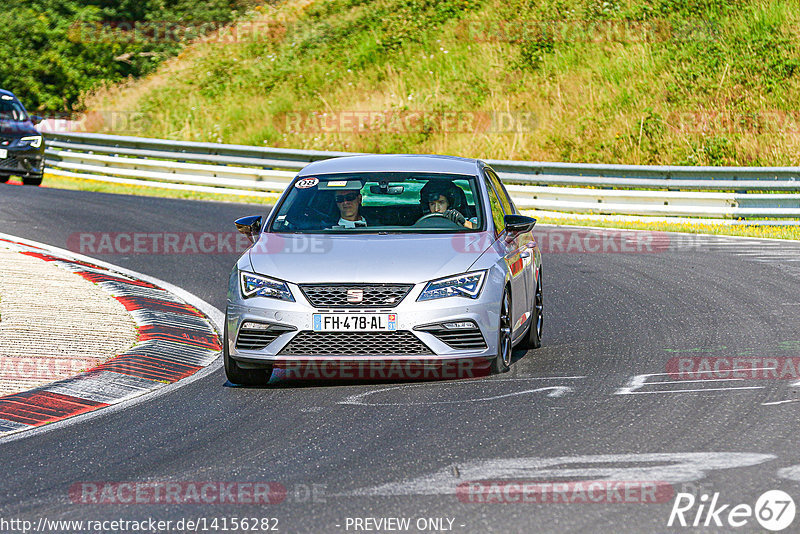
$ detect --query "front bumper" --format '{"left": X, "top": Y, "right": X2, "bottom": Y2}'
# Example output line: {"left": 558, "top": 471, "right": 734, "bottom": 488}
{"left": 0, "top": 145, "right": 45, "bottom": 178}
{"left": 225, "top": 273, "right": 504, "bottom": 367}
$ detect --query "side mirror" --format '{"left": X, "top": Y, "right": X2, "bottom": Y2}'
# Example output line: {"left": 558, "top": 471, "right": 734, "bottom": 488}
{"left": 504, "top": 214, "right": 537, "bottom": 234}
{"left": 30, "top": 115, "right": 43, "bottom": 125}
{"left": 235, "top": 215, "right": 263, "bottom": 244}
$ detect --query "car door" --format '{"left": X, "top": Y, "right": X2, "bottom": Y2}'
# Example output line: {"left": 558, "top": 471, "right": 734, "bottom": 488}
{"left": 486, "top": 168, "right": 537, "bottom": 313}
{"left": 483, "top": 170, "right": 529, "bottom": 340}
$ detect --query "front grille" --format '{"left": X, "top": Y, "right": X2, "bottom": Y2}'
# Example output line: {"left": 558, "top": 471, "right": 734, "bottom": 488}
{"left": 0, "top": 155, "right": 19, "bottom": 169}
{"left": 415, "top": 323, "right": 487, "bottom": 350}
{"left": 300, "top": 284, "right": 412, "bottom": 308}
{"left": 279, "top": 331, "right": 433, "bottom": 356}
{"left": 235, "top": 323, "right": 295, "bottom": 350}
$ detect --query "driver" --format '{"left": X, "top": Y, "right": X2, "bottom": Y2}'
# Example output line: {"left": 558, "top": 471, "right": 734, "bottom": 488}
{"left": 419, "top": 181, "right": 474, "bottom": 228}
{"left": 334, "top": 187, "right": 369, "bottom": 228}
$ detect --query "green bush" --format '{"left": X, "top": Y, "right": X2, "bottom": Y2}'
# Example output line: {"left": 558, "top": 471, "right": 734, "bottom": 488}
{"left": 0, "top": 0, "right": 252, "bottom": 111}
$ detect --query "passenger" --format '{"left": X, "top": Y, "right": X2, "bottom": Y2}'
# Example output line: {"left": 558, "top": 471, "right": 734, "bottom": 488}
{"left": 419, "top": 181, "right": 474, "bottom": 228}
{"left": 334, "top": 187, "right": 368, "bottom": 228}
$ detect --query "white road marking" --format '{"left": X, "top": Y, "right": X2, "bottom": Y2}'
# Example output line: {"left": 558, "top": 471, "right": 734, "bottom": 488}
{"left": 339, "top": 378, "right": 580, "bottom": 406}
{"left": 345, "top": 452, "right": 776, "bottom": 497}
{"left": 615, "top": 371, "right": 769, "bottom": 395}
{"left": 645, "top": 378, "right": 748, "bottom": 385}
{"left": 762, "top": 399, "right": 800, "bottom": 406}
{"left": 778, "top": 465, "right": 800, "bottom": 481}
{"left": 508, "top": 375, "right": 587, "bottom": 380}
{"left": 661, "top": 234, "right": 800, "bottom": 274}
{"left": 621, "top": 387, "right": 764, "bottom": 394}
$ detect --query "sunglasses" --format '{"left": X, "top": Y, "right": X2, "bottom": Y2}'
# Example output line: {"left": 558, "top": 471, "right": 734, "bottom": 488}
{"left": 335, "top": 192, "right": 359, "bottom": 203}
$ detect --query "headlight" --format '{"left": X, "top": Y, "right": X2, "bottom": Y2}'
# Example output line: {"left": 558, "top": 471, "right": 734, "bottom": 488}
{"left": 240, "top": 271, "right": 294, "bottom": 302}
{"left": 20, "top": 136, "right": 42, "bottom": 148}
{"left": 417, "top": 270, "right": 487, "bottom": 301}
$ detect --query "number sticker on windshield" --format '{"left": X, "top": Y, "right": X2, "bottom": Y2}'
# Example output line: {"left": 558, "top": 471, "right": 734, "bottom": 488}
{"left": 295, "top": 178, "right": 319, "bottom": 189}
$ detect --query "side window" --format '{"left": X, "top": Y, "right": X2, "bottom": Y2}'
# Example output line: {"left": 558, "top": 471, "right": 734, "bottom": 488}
{"left": 485, "top": 179, "right": 506, "bottom": 236}
{"left": 486, "top": 169, "right": 515, "bottom": 215}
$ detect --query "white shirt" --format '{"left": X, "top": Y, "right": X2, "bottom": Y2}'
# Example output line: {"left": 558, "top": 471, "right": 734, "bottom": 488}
{"left": 337, "top": 217, "right": 367, "bottom": 228}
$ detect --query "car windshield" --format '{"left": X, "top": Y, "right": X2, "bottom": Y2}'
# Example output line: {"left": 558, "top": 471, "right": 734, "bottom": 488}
{"left": 269, "top": 172, "right": 484, "bottom": 233}
{"left": 0, "top": 98, "right": 27, "bottom": 121}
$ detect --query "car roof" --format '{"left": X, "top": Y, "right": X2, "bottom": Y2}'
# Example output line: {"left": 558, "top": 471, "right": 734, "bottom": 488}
{"left": 296, "top": 154, "right": 483, "bottom": 177}
{"left": 0, "top": 88, "right": 17, "bottom": 99}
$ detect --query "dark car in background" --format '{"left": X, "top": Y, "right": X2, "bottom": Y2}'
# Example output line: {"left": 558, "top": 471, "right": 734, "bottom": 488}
{"left": 0, "top": 89, "right": 44, "bottom": 186}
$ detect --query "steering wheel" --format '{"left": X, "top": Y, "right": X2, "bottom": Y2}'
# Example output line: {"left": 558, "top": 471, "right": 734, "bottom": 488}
{"left": 413, "top": 212, "right": 461, "bottom": 228}
{"left": 416, "top": 212, "right": 448, "bottom": 222}
{"left": 281, "top": 205, "right": 336, "bottom": 230}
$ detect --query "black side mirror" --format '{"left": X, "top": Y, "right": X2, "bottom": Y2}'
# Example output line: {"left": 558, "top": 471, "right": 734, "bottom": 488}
{"left": 504, "top": 214, "right": 537, "bottom": 234}
{"left": 235, "top": 215, "right": 263, "bottom": 244}
{"left": 30, "top": 115, "right": 43, "bottom": 125}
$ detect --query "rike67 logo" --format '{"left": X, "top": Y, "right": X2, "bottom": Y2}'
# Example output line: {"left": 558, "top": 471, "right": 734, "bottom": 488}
{"left": 668, "top": 490, "right": 796, "bottom": 531}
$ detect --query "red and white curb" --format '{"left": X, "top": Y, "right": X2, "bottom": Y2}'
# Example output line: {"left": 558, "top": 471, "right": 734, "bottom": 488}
{"left": 0, "top": 235, "right": 222, "bottom": 438}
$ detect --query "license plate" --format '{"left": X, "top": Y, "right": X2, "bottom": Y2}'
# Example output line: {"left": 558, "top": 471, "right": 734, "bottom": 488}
{"left": 313, "top": 313, "right": 397, "bottom": 332}
{"left": 0, "top": 149, "right": 6, "bottom": 159}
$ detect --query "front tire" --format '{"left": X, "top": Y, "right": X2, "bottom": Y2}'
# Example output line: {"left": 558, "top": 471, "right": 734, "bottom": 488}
{"left": 223, "top": 319, "right": 272, "bottom": 386}
{"left": 22, "top": 174, "right": 43, "bottom": 186}
{"left": 0, "top": 175, "right": 9, "bottom": 184}
{"left": 491, "top": 289, "right": 513, "bottom": 374}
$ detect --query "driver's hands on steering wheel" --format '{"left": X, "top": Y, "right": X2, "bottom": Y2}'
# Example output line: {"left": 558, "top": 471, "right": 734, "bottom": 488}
{"left": 442, "top": 208, "right": 466, "bottom": 225}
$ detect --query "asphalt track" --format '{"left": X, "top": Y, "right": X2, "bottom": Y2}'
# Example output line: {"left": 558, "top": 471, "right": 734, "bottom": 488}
{"left": 2, "top": 183, "right": 800, "bottom": 533}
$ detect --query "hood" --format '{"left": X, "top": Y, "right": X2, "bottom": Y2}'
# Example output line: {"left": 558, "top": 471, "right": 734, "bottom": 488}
{"left": 0, "top": 119, "right": 38, "bottom": 137}
{"left": 247, "top": 232, "right": 496, "bottom": 284}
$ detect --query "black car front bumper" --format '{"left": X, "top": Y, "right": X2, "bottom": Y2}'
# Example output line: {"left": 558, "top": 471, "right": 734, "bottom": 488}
{"left": 0, "top": 145, "right": 44, "bottom": 179}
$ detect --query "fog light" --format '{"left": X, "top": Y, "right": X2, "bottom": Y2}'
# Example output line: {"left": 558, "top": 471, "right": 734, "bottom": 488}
{"left": 443, "top": 321, "right": 477, "bottom": 329}
{"left": 241, "top": 321, "right": 271, "bottom": 330}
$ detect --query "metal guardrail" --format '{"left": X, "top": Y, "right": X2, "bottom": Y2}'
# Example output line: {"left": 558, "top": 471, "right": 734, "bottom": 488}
{"left": 44, "top": 132, "right": 800, "bottom": 220}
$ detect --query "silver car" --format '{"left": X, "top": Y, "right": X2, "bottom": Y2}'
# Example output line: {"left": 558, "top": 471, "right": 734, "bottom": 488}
{"left": 224, "top": 154, "right": 543, "bottom": 384}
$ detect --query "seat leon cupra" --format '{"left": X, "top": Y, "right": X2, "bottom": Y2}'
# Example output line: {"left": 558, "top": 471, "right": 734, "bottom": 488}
{"left": 225, "top": 154, "right": 543, "bottom": 385}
